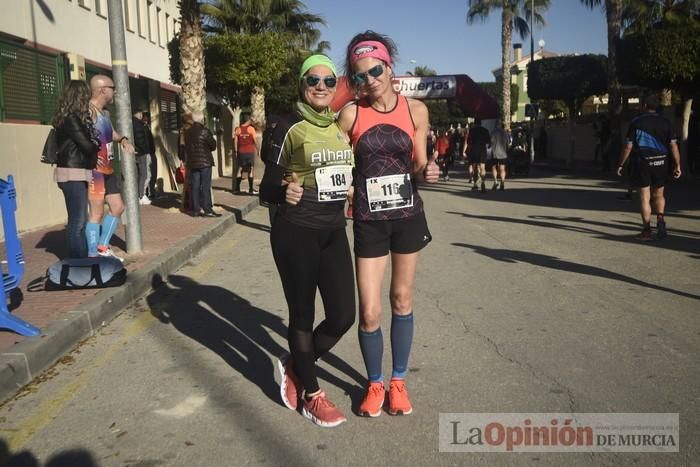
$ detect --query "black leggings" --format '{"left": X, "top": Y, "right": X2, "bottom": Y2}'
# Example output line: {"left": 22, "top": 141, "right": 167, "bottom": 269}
{"left": 271, "top": 215, "right": 356, "bottom": 394}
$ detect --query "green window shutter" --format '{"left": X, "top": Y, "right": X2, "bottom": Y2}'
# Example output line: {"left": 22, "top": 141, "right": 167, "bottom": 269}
{"left": 159, "top": 89, "right": 178, "bottom": 133}
{"left": 0, "top": 40, "right": 64, "bottom": 123}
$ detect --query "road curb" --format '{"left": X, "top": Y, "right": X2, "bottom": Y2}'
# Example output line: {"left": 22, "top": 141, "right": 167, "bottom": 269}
{"left": 0, "top": 199, "right": 259, "bottom": 404}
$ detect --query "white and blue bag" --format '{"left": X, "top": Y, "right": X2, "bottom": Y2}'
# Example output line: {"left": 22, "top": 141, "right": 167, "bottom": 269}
{"left": 46, "top": 257, "right": 126, "bottom": 290}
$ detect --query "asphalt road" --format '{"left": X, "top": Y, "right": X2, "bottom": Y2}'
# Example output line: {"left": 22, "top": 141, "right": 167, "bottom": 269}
{"left": 1, "top": 169, "right": 698, "bottom": 467}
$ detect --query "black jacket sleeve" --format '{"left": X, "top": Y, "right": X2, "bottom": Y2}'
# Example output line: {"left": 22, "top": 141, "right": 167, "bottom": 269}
{"left": 65, "top": 113, "right": 99, "bottom": 167}
{"left": 260, "top": 163, "right": 286, "bottom": 204}
{"left": 260, "top": 115, "right": 295, "bottom": 204}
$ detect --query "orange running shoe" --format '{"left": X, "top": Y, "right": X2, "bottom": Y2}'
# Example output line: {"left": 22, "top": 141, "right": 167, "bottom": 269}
{"left": 277, "top": 354, "right": 302, "bottom": 410}
{"left": 358, "top": 381, "right": 385, "bottom": 417}
{"left": 388, "top": 378, "right": 413, "bottom": 415}
{"left": 302, "top": 391, "right": 347, "bottom": 428}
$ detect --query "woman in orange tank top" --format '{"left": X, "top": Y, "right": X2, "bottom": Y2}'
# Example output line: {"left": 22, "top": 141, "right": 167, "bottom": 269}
{"left": 338, "top": 30, "right": 439, "bottom": 419}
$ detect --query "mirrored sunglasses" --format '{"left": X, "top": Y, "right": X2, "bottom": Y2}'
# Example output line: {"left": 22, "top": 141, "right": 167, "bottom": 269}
{"left": 304, "top": 75, "right": 337, "bottom": 88}
{"left": 351, "top": 64, "right": 384, "bottom": 85}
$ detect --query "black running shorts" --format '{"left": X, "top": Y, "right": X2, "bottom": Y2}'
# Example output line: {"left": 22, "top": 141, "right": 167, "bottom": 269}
{"left": 353, "top": 211, "right": 432, "bottom": 258}
{"left": 237, "top": 152, "right": 255, "bottom": 169}
{"left": 631, "top": 155, "right": 667, "bottom": 188}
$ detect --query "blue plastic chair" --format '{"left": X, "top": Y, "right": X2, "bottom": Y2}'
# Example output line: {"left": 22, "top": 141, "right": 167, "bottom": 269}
{"left": 0, "top": 175, "right": 40, "bottom": 336}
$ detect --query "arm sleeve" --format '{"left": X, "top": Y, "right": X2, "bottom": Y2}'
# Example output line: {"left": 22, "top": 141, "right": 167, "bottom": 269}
{"left": 260, "top": 120, "right": 292, "bottom": 204}
{"left": 205, "top": 128, "right": 217, "bottom": 151}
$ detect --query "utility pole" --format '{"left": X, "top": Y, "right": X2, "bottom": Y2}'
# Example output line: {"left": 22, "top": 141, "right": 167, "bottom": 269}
{"left": 106, "top": 0, "right": 143, "bottom": 253}
{"left": 529, "top": 0, "right": 536, "bottom": 165}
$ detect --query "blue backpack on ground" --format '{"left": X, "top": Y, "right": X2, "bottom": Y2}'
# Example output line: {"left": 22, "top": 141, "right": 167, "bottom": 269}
{"left": 46, "top": 257, "right": 126, "bottom": 290}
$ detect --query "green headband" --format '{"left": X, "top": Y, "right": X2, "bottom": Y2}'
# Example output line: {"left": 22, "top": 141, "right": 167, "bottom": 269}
{"left": 299, "top": 54, "right": 337, "bottom": 80}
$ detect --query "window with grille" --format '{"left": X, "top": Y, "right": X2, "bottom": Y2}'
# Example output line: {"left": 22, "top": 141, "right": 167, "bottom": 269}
{"left": 159, "top": 89, "right": 178, "bottom": 133}
{"left": 0, "top": 41, "right": 65, "bottom": 123}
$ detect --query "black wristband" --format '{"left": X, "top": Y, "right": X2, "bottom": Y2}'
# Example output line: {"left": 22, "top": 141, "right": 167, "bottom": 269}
{"left": 119, "top": 136, "right": 128, "bottom": 143}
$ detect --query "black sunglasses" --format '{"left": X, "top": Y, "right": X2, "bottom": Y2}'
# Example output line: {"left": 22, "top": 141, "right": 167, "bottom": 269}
{"left": 351, "top": 64, "right": 384, "bottom": 85}
{"left": 304, "top": 75, "right": 337, "bottom": 88}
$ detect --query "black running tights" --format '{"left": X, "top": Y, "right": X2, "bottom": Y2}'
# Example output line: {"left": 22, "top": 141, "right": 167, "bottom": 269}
{"left": 271, "top": 216, "right": 356, "bottom": 394}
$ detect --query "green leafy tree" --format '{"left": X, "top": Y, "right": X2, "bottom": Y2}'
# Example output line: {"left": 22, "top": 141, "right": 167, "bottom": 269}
{"left": 538, "top": 99, "right": 569, "bottom": 118}
{"left": 621, "top": 0, "right": 700, "bottom": 105}
{"left": 623, "top": 0, "right": 700, "bottom": 35}
{"left": 618, "top": 23, "right": 700, "bottom": 173}
{"left": 201, "top": 0, "right": 327, "bottom": 126}
{"left": 466, "top": 0, "right": 550, "bottom": 130}
{"left": 205, "top": 32, "right": 290, "bottom": 117}
{"left": 477, "top": 81, "right": 519, "bottom": 116}
{"left": 528, "top": 54, "right": 608, "bottom": 161}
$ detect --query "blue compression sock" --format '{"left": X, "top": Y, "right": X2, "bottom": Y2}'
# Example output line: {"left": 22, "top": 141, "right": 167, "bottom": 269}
{"left": 391, "top": 312, "right": 414, "bottom": 379}
{"left": 86, "top": 222, "right": 100, "bottom": 256}
{"left": 98, "top": 214, "right": 119, "bottom": 247}
{"left": 358, "top": 328, "right": 384, "bottom": 383}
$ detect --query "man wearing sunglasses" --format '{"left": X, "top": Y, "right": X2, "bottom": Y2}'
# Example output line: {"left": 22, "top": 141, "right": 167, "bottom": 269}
{"left": 338, "top": 31, "right": 439, "bottom": 419}
{"left": 86, "top": 74, "right": 135, "bottom": 261}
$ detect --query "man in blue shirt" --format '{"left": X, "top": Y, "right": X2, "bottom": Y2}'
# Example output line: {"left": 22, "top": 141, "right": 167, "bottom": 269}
{"left": 616, "top": 95, "right": 681, "bottom": 240}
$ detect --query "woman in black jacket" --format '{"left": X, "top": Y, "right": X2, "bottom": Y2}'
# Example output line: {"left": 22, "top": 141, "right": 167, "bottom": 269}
{"left": 184, "top": 111, "right": 220, "bottom": 217}
{"left": 53, "top": 80, "right": 100, "bottom": 258}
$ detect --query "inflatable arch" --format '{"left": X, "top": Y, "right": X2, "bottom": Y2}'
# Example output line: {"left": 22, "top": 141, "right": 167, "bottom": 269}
{"left": 331, "top": 74, "right": 499, "bottom": 120}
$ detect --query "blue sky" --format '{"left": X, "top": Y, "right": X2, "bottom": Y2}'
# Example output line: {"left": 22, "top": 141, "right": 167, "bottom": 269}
{"left": 302, "top": 0, "right": 609, "bottom": 82}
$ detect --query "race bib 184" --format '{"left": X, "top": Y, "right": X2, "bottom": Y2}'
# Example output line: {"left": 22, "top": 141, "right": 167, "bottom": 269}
{"left": 315, "top": 165, "right": 353, "bottom": 202}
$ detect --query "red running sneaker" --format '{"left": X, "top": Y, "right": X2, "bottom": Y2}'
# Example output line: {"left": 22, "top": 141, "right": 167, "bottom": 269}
{"left": 388, "top": 378, "right": 413, "bottom": 415}
{"left": 277, "top": 354, "right": 302, "bottom": 410}
{"left": 358, "top": 381, "right": 385, "bottom": 417}
{"left": 302, "top": 392, "right": 346, "bottom": 428}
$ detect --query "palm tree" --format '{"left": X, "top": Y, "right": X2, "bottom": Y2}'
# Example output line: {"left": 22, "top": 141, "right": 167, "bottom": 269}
{"left": 408, "top": 65, "right": 437, "bottom": 77}
{"left": 581, "top": 0, "right": 623, "bottom": 162}
{"left": 466, "top": 0, "right": 550, "bottom": 130}
{"left": 179, "top": 0, "right": 207, "bottom": 117}
{"left": 623, "top": 0, "right": 700, "bottom": 34}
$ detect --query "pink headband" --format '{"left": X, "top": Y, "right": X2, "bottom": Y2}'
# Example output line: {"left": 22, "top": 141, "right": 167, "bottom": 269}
{"left": 350, "top": 41, "right": 393, "bottom": 66}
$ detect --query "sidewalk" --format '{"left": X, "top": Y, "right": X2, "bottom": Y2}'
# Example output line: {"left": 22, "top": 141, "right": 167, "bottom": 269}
{"left": 0, "top": 176, "right": 260, "bottom": 403}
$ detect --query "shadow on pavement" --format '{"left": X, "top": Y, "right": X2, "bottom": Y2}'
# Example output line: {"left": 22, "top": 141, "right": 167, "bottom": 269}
{"left": 0, "top": 438, "right": 99, "bottom": 467}
{"left": 448, "top": 211, "right": 700, "bottom": 258}
{"left": 421, "top": 170, "right": 697, "bottom": 216}
{"left": 146, "top": 274, "right": 364, "bottom": 409}
{"left": 33, "top": 231, "right": 126, "bottom": 260}
{"left": 452, "top": 242, "right": 700, "bottom": 301}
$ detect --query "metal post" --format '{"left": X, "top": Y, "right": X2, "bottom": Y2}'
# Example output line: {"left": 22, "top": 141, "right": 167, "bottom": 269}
{"left": 529, "top": 0, "right": 536, "bottom": 164}
{"left": 106, "top": 0, "right": 143, "bottom": 253}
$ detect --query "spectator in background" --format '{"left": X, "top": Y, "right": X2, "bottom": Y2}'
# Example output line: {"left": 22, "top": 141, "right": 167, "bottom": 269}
{"left": 184, "top": 111, "right": 221, "bottom": 218}
{"left": 132, "top": 110, "right": 153, "bottom": 205}
{"left": 466, "top": 118, "right": 490, "bottom": 192}
{"left": 53, "top": 80, "right": 100, "bottom": 258}
{"left": 435, "top": 129, "right": 451, "bottom": 181}
{"left": 87, "top": 74, "right": 135, "bottom": 261}
{"left": 489, "top": 119, "right": 509, "bottom": 190}
{"left": 234, "top": 112, "right": 260, "bottom": 195}
{"left": 142, "top": 111, "right": 158, "bottom": 199}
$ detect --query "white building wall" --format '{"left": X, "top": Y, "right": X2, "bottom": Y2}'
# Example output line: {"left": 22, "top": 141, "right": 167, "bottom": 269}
{"left": 1, "top": 0, "right": 179, "bottom": 83}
